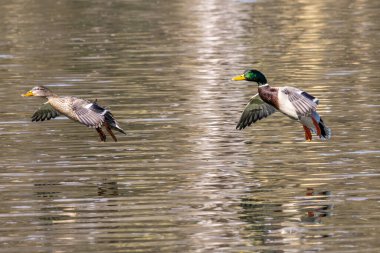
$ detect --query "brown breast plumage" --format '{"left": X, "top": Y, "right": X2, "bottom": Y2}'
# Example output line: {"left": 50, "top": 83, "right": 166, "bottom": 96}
{"left": 48, "top": 96, "right": 80, "bottom": 121}
{"left": 258, "top": 86, "right": 279, "bottom": 109}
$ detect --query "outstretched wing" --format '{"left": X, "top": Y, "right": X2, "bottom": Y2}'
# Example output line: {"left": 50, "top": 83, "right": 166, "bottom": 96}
{"left": 236, "top": 94, "right": 277, "bottom": 130}
{"left": 281, "top": 87, "right": 319, "bottom": 116}
{"left": 73, "top": 99, "right": 106, "bottom": 128}
{"left": 32, "top": 103, "right": 60, "bottom": 122}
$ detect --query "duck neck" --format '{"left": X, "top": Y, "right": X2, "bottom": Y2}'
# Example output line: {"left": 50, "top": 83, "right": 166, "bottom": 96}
{"left": 46, "top": 93, "right": 59, "bottom": 100}
{"left": 258, "top": 83, "right": 269, "bottom": 88}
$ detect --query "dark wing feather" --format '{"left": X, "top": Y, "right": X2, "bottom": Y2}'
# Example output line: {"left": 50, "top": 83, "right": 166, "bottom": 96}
{"left": 32, "top": 103, "right": 60, "bottom": 122}
{"left": 73, "top": 100, "right": 105, "bottom": 128}
{"left": 236, "top": 94, "right": 277, "bottom": 130}
{"left": 88, "top": 101, "right": 126, "bottom": 134}
{"left": 282, "top": 87, "right": 318, "bottom": 116}
{"left": 300, "top": 91, "right": 319, "bottom": 105}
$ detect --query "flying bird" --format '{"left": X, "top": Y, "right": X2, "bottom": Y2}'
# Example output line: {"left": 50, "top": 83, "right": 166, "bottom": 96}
{"left": 232, "top": 69, "right": 331, "bottom": 141}
{"left": 22, "top": 86, "right": 126, "bottom": 142}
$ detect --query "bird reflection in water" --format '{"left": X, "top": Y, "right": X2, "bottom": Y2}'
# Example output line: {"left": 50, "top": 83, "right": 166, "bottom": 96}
{"left": 300, "top": 187, "right": 333, "bottom": 224}
{"left": 239, "top": 187, "right": 333, "bottom": 246}
{"left": 97, "top": 181, "right": 119, "bottom": 197}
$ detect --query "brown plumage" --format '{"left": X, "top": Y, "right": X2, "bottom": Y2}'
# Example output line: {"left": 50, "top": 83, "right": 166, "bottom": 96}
{"left": 258, "top": 85, "right": 279, "bottom": 109}
{"left": 22, "top": 86, "right": 126, "bottom": 142}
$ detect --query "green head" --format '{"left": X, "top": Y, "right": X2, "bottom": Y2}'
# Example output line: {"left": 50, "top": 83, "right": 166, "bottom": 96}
{"left": 232, "top": 69, "right": 267, "bottom": 85}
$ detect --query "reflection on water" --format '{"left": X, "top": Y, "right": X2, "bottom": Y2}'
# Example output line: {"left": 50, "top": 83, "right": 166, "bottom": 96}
{"left": 240, "top": 187, "right": 333, "bottom": 248}
{"left": 0, "top": 0, "right": 379, "bottom": 252}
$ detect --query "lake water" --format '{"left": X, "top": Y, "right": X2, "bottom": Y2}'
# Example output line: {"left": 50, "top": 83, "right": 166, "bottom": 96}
{"left": 0, "top": 0, "right": 379, "bottom": 252}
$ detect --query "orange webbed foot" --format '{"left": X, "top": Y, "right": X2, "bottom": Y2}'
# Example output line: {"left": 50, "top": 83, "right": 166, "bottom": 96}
{"left": 303, "top": 125, "right": 312, "bottom": 141}
{"left": 96, "top": 127, "right": 107, "bottom": 142}
{"left": 104, "top": 122, "right": 117, "bottom": 142}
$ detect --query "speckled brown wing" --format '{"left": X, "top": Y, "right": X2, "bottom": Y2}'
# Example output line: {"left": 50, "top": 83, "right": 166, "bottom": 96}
{"left": 32, "top": 103, "right": 60, "bottom": 122}
{"left": 72, "top": 99, "right": 105, "bottom": 128}
{"left": 282, "top": 87, "right": 319, "bottom": 116}
{"left": 236, "top": 94, "right": 277, "bottom": 130}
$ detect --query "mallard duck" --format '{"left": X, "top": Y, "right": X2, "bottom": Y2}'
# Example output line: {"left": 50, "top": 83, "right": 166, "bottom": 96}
{"left": 22, "top": 86, "right": 126, "bottom": 142}
{"left": 232, "top": 69, "right": 331, "bottom": 141}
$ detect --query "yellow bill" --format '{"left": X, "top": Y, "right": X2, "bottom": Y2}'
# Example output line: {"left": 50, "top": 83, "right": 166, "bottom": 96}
{"left": 22, "top": 90, "right": 34, "bottom": 97}
{"left": 231, "top": 74, "right": 246, "bottom": 81}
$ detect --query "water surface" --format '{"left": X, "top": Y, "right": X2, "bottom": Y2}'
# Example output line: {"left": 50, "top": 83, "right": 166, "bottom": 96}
{"left": 0, "top": 0, "right": 379, "bottom": 252}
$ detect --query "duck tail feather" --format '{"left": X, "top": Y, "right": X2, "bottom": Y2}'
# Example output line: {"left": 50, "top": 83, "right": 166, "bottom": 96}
{"left": 318, "top": 118, "right": 331, "bottom": 140}
{"left": 104, "top": 111, "right": 126, "bottom": 135}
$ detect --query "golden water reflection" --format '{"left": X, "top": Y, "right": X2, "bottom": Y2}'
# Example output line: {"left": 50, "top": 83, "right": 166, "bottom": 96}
{"left": 0, "top": 0, "right": 379, "bottom": 252}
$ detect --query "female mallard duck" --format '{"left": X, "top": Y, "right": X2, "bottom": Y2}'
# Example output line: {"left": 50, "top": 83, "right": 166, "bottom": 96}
{"left": 22, "top": 86, "right": 126, "bottom": 142}
{"left": 232, "top": 69, "right": 331, "bottom": 141}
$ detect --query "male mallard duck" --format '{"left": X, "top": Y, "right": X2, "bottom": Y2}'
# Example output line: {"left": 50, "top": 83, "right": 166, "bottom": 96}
{"left": 22, "top": 86, "right": 126, "bottom": 142}
{"left": 232, "top": 69, "right": 331, "bottom": 141}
